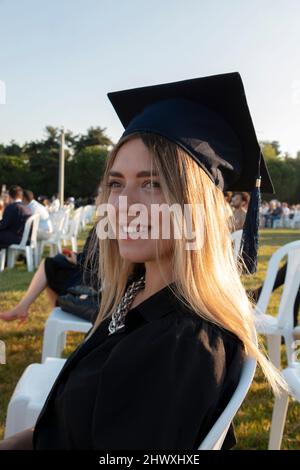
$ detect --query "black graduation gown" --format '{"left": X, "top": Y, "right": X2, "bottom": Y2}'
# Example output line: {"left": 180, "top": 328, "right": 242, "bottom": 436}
{"left": 32, "top": 284, "right": 245, "bottom": 450}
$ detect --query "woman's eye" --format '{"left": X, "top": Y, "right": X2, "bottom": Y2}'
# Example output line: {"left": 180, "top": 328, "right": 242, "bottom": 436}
{"left": 143, "top": 180, "right": 161, "bottom": 189}
{"left": 107, "top": 180, "right": 122, "bottom": 188}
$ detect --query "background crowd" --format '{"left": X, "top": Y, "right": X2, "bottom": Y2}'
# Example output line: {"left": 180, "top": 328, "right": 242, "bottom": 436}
{"left": 0, "top": 184, "right": 95, "bottom": 252}
{"left": 225, "top": 191, "right": 300, "bottom": 230}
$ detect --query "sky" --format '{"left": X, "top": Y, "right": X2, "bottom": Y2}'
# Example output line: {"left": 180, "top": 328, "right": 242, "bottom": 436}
{"left": 0, "top": 0, "right": 300, "bottom": 156}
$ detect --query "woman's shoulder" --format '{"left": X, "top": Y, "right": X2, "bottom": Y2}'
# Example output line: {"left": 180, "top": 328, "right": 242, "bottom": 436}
{"left": 170, "top": 299, "right": 245, "bottom": 364}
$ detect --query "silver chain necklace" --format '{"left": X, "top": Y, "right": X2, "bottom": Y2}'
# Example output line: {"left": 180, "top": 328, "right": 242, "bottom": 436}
{"left": 108, "top": 275, "right": 146, "bottom": 335}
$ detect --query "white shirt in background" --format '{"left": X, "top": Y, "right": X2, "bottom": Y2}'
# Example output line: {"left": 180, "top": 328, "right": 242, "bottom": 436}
{"left": 50, "top": 198, "right": 60, "bottom": 212}
{"left": 28, "top": 199, "right": 53, "bottom": 233}
{"left": 282, "top": 207, "right": 290, "bottom": 216}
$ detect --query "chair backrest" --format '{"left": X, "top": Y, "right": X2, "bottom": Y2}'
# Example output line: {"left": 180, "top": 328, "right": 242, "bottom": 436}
{"left": 81, "top": 205, "right": 88, "bottom": 220}
{"left": 80, "top": 205, "right": 92, "bottom": 226}
{"left": 198, "top": 328, "right": 257, "bottom": 450}
{"left": 90, "top": 205, "right": 96, "bottom": 218}
{"left": 70, "top": 207, "right": 83, "bottom": 236}
{"left": 0, "top": 339, "right": 5, "bottom": 364}
{"left": 18, "top": 213, "right": 40, "bottom": 248}
{"left": 62, "top": 208, "right": 71, "bottom": 233}
{"left": 256, "top": 240, "right": 300, "bottom": 330}
{"left": 231, "top": 229, "right": 243, "bottom": 261}
{"left": 28, "top": 213, "right": 40, "bottom": 246}
{"left": 50, "top": 209, "right": 67, "bottom": 231}
{"left": 53, "top": 211, "right": 69, "bottom": 242}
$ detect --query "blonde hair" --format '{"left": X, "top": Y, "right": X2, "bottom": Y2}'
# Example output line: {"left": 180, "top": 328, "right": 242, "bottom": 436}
{"left": 87, "top": 132, "right": 287, "bottom": 396}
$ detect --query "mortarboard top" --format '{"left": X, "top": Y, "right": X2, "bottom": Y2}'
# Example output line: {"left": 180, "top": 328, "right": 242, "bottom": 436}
{"left": 107, "top": 71, "right": 274, "bottom": 194}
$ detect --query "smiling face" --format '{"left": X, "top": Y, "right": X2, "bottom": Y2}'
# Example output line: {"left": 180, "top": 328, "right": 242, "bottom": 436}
{"left": 107, "top": 137, "right": 173, "bottom": 263}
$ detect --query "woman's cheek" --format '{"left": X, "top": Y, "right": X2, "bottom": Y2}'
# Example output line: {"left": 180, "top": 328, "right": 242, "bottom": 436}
{"left": 107, "top": 192, "right": 118, "bottom": 206}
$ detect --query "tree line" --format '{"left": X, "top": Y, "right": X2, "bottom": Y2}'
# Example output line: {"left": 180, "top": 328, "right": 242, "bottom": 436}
{"left": 0, "top": 126, "right": 111, "bottom": 199}
{"left": 0, "top": 129, "right": 299, "bottom": 203}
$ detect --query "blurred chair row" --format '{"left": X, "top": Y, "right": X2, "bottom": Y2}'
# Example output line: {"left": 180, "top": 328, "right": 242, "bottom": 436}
{"left": 0, "top": 205, "right": 96, "bottom": 273}
{"left": 0, "top": 213, "right": 40, "bottom": 273}
{"left": 272, "top": 213, "right": 300, "bottom": 229}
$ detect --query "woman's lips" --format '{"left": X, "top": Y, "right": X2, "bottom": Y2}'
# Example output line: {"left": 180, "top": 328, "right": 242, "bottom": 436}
{"left": 119, "top": 224, "right": 151, "bottom": 239}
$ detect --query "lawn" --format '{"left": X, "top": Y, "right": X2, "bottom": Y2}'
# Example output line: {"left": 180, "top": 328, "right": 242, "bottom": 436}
{"left": 0, "top": 228, "right": 299, "bottom": 449}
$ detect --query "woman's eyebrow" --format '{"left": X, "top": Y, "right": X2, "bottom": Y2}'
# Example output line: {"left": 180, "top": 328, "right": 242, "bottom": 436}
{"left": 108, "top": 170, "right": 158, "bottom": 178}
{"left": 136, "top": 170, "right": 158, "bottom": 177}
{"left": 108, "top": 170, "right": 124, "bottom": 178}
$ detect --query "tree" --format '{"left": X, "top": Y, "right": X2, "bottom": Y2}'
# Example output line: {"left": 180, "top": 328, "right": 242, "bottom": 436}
{"left": 0, "top": 156, "right": 29, "bottom": 188}
{"left": 260, "top": 140, "right": 281, "bottom": 160}
{"left": 2, "top": 140, "right": 22, "bottom": 156}
{"left": 22, "top": 126, "right": 72, "bottom": 196}
{"left": 65, "top": 146, "right": 108, "bottom": 197}
{"left": 270, "top": 140, "right": 281, "bottom": 156}
{"left": 72, "top": 127, "right": 113, "bottom": 154}
{"left": 264, "top": 155, "right": 300, "bottom": 203}
{"left": 0, "top": 132, "right": 299, "bottom": 202}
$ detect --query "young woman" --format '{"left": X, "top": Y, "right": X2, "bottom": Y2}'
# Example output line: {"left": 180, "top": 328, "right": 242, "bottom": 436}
{"left": 0, "top": 73, "right": 286, "bottom": 450}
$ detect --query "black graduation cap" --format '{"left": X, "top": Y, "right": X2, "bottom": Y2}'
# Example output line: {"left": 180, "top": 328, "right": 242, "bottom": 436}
{"left": 107, "top": 72, "right": 275, "bottom": 274}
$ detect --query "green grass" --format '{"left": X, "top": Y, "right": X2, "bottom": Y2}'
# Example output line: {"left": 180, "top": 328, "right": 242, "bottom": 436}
{"left": 0, "top": 228, "right": 300, "bottom": 449}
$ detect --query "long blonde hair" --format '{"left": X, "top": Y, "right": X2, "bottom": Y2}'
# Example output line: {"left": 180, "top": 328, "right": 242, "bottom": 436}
{"left": 87, "top": 132, "right": 287, "bottom": 395}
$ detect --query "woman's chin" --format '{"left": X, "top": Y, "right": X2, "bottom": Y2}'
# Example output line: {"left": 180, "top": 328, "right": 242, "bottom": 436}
{"left": 118, "top": 241, "right": 154, "bottom": 264}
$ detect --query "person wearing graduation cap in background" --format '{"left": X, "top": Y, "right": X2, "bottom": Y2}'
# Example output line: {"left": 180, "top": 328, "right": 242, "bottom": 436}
{"left": 0, "top": 72, "right": 287, "bottom": 451}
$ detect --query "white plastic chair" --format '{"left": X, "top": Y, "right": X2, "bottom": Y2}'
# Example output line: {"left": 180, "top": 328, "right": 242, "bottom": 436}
{"left": 41, "top": 307, "right": 92, "bottom": 362}
{"left": 86, "top": 205, "right": 96, "bottom": 224}
{"left": 253, "top": 240, "right": 300, "bottom": 369}
{"left": 0, "top": 248, "right": 6, "bottom": 272}
{"left": 0, "top": 338, "right": 6, "bottom": 364}
{"left": 5, "top": 332, "right": 257, "bottom": 449}
{"left": 59, "top": 207, "right": 71, "bottom": 238}
{"left": 80, "top": 204, "right": 96, "bottom": 228}
{"left": 6, "top": 213, "right": 40, "bottom": 272}
{"left": 4, "top": 357, "right": 66, "bottom": 438}
{"left": 231, "top": 229, "right": 243, "bottom": 261}
{"left": 198, "top": 329, "right": 257, "bottom": 449}
{"left": 38, "top": 210, "right": 68, "bottom": 260}
{"left": 62, "top": 207, "right": 83, "bottom": 252}
{"left": 293, "top": 325, "right": 300, "bottom": 339}
{"left": 268, "top": 360, "right": 300, "bottom": 449}
{"left": 4, "top": 318, "right": 257, "bottom": 448}
{"left": 49, "top": 208, "right": 69, "bottom": 233}
{"left": 80, "top": 205, "right": 89, "bottom": 230}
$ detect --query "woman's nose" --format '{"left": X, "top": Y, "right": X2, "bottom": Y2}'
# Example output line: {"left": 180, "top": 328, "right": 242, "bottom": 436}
{"left": 116, "top": 184, "right": 139, "bottom": 209}
{"left": 115, "top": 186, "right": 147, "bottom": 224}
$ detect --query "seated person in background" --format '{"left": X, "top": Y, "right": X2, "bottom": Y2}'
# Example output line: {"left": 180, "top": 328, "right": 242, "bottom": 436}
{"left": 0, "top": 198, "right": 4, "bottom": 220}
{"left": 0, "top": 185, "right": 32, "bottom": 249}
{"left": 1, "top": 191, "right": 10, "bottom": 210}
{"left": 224, "top": 191, "right": 233, "bottom": 204}
{"left": 270, "top": 201, "right": 283, "bottom": 228}
{"left": 259, "top": 200, "right": 269, "bottom": 228}
{"left": 49, "top": 193, "right": 60, "bottom": 212}
{"left": 230, "top": 191, "right": 250, "bottom": 230}
{"left": 23, "top": 189, "right": 53, "bottom": 240}
{"left": 0, "top": 224, "right": 100, "bottom": 323}
{"left": 264, "top": 199, "right": 276, "bottom": 228}
{"left": 281, "top": 202, "right": 290, "bottom": 226}
{"left": 66, "top": 196, "right": 75, "bottom": 210}
{"left": 40, "top": 197, "right": 51, "bottom": 210}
